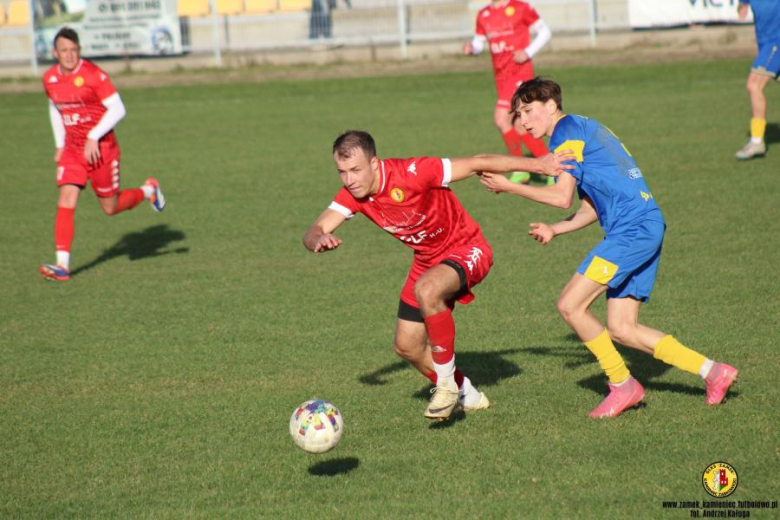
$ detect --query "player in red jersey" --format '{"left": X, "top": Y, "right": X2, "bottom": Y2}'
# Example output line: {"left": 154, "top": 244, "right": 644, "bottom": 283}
{"left": 303, "top": 130, "right": 571, "bottom": 420}
{"left": 39, "top": 27, "right": 166, "bottom": 281}
{"left": 463, "top": 0, "right": 552, "bottom": 184}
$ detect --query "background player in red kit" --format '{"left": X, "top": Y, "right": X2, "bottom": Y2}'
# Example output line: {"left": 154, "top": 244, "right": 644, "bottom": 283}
{"left": 463, "top": 0, "right": 552, "bottom": 184}
{"left": 40, "top": 27, "right": 166, "bottom": 281}
{"left": 303, "top": 130, "right": 571, "bottom": 420}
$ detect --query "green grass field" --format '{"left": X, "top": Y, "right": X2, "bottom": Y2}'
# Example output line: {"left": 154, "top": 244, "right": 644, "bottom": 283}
{"left": 1, "top": 58, "right": 778, "bottom": 519}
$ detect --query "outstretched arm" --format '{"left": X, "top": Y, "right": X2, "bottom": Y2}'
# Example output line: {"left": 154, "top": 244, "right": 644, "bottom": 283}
{"left": 480, "top": 171, "right": 578, "bottom": 209}
{"left": 303, "top": 208, "right": 347, "bottom": 253}
{"left": 528, "top": 196, "right": 598, "bottom": 245}
{"left": 449, "top": 151, "right": 574, "bottom": 183}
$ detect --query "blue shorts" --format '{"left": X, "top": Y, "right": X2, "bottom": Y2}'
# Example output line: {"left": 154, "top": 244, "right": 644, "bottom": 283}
{"left": 576, "top": 219, "right": 666, "bottom": 302}
{"left": 752, "top": 42, "right": 780, "bottom": 79}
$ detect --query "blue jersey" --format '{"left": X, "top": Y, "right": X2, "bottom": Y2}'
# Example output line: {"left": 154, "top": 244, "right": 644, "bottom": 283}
{"left": 550, "top": 114, "right": 664, "bottom": 236}
{"left": 741, "top": 0, "right": 780, "bottom": 45}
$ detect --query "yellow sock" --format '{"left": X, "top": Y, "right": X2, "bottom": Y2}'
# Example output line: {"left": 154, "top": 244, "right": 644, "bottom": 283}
{"left": 750, "top": 118, "right": 766, "bottom": 140}
{"left": 653, "top": 335, "right": 706, "bottom": 375}
{"left": 584, "top": 329, "right": 630, "bottom": 384}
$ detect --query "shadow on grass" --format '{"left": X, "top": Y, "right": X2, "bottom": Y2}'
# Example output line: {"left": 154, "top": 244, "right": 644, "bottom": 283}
{"left": 308, "top": 457, "right": 360, "bottom": 477}
{"left": 358, "top": 361, "right": 408, "bottom": 386}
{"left": 428, "top": 409, "right": 466, "bottom": 430}
{"left": 764, "top": 122, "right": 780, "bottom": 145}
{"left": 70, "top": 224, "right": 188, "bottom": 278}
{"left": 359, "top": 349, "right": 523, "bottom": 401}
{"left": 524, "top": 344, "right": 593, "bottom": 370}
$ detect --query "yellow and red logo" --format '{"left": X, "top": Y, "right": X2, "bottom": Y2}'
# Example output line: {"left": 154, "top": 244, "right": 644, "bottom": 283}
{"left": 390, "top": 187, "right": 405, "bottom": 202}
{"left": 505, "top": 6, "right": 515, "bottom": 16}
{"left": 702, "top": 462, "right": 738, "bottom": 498}
{"left": 74, "top": 76, "right": 85, "bottom": 87}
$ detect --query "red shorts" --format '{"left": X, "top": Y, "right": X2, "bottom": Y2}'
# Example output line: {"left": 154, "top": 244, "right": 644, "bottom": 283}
{"left": 400, "top": 240, "right": 494, "bottom": 309}
{"left": 495, "top": 74, "right": 533, "bottom": 110}
{"left": 56, "top": 145, "right": 121, "bottom": 198}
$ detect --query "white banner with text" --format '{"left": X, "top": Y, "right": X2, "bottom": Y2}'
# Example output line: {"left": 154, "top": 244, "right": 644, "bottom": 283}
{"left": 628, "top": 0, "right": 753, "bottom": 28}
{"left": 35, "top": 0, "right": 182, "bottom": 60}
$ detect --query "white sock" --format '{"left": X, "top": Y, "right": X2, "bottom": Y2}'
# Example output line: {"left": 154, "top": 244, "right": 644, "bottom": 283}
{"left": 699, "top": 359, "right": 715, "bottom": 379}
{"left": 56, "top": 251, "right": 70, "bottom": 269}
{"left": 459, "top": 376, "right": 482, "bottom": 406}
{"left": 750, "top": 137, "right": 764, "bottom": 144}
{"left": 433, "top": 359, "right": 456, "bottom": 389}
{"left": 141, "top": 185, "right": 154, "bottom": 199}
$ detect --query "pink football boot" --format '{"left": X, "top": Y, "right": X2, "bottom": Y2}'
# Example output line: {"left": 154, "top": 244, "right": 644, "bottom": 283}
{"left": 589, "top": 376, "right": 645, "bottom": 419}
{"left": 705, "top": 363, "right": 739, "bottom": 405}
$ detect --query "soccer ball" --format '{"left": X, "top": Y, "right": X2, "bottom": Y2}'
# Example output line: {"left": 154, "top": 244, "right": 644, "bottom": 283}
{"left": 289, "top": 399, "right": 344, "bottom": 454}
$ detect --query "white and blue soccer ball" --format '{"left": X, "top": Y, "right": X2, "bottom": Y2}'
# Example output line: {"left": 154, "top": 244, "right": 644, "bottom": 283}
{"left": 289, "top": 399, "right": 344, "bottom": 454}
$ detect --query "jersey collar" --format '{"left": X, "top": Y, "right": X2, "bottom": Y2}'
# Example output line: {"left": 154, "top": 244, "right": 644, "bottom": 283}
{"left": 369, "top": 159, "right": 388, "bottom": 201}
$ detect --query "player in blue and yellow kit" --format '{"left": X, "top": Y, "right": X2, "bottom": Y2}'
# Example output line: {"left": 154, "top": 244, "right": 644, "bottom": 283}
{"left": 735, "top": 0, "right": 780, "bottom": 160}
{"left": 479, "top": 78, "right": 739, "bottom": 419}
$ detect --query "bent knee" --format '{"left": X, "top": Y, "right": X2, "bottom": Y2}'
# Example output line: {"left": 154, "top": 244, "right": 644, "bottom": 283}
{"left": 494, "top": 118, "right": 511, "bottom": 133}
{"left": 393, "top": 340, "right": 415, "bottom": 361}
{"left": 607, "top": 324, "right": 634, "bottom": 346}
{"left": 746, "top": 79, "right": 764, "bottom": 94}
{"left": 556, "top": 297, "right": 579, "bottom": 322}
{"left": 413, "top": 279, "right": 436, "bottom": 308}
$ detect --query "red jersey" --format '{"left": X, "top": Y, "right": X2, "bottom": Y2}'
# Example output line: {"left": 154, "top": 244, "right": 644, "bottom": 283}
{"left": 43, "top": 59, "right": 118, "bottom": 152}
{"left": 475, "top": 0, "right": 540, "bottom": 83}
{"left": 329, "top": 157, "right": 487, "bottom": 266}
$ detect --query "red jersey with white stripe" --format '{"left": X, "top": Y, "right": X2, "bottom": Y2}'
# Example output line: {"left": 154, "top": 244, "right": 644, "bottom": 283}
{"left": 329, "top": 157, "right": 487, "bottom": 266}
{"left": 476, "top": 0, "right": 540, "bottom": 83}
{"left": 43, "top": 59, "right": 118, "bottom": 153}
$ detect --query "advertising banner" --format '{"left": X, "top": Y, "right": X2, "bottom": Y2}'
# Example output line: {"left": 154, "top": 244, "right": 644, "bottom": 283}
{"left": 34, "top": 0, "right": 182, "bottom": 60}
{"left": 628, "top": 0, "right": 753, "bottom": 28}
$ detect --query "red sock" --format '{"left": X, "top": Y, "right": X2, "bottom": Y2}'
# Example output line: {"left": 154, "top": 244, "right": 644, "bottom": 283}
{"left": 424, "top": 310, "right": 456, "bottom": 365}
{"left": 55, "top": 206, "right": 75, "bottom": 253}
{"left": 501, "top": 128, "right": 525, "bottom": 156}
{"left": 114, "top": 188, "right": 145, "bottom": 214}
{"left": 520, "top": 132, "right": 549, "bottom": 157}
{"left": 454, "top": 369, "right": 465, "bottom": 388}
{"left": 424, "top": 369, "right": 465, "bottom": 388}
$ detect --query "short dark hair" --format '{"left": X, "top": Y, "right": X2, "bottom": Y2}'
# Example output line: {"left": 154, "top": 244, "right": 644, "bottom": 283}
{"left": 511, "top": 77, "right": 563, "bottom": 116}
{"left": 333, "top": 130, "right": 377, "bottom": 160}
{"left": 54, "top": 27, "right": 80, "bottom": 46}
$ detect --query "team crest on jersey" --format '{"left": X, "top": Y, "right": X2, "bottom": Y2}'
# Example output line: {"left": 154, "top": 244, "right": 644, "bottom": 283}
{"left": 505, "top": 6, "right": 515, "bottom": 16}
{"left": 74, "top": 76, "right": 85, "bottom": 87}
{"left": 390, "top": 188, "right": 405, "bottom": 203}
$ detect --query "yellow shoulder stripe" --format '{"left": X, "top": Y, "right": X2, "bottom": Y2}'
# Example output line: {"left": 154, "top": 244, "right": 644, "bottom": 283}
{"left": 554, "top": 140, "right": 585, "bottom": 162}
